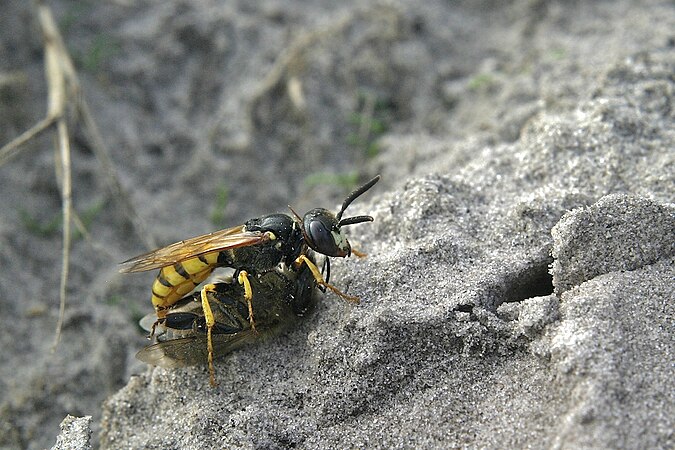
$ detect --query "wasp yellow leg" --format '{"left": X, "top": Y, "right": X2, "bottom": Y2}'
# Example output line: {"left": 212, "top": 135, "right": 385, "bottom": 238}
{"left": 351, "top": 248, "right": 367, "bottom": 258}
{"left": 200, "top": 283, "right": 218, "bottom": 387}
{"left": 294, "top": 254, "right": 360, "bottom": 304}
{"left": 237, "top": 271, "right": 256, "bottom": 333}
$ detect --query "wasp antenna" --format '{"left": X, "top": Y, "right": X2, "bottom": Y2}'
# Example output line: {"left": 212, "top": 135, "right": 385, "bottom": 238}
{"left": 338, "top": 215, "right": 374, "bottom": 227}
{"left": 336, "top": 175, "right": 381, "bottom": 221}
{"left": 288, "top": 205, "right": 302, "bottom": 222}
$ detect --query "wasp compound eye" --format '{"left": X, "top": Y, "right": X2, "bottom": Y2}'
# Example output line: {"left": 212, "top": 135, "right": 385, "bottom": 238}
{"left": 303, "top": 208, "right": 350, "bottom": 257}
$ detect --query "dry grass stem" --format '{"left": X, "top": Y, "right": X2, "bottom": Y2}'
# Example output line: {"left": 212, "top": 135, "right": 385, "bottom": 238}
{"left": 0, "top": 1, "right": 156, "bottom": 351}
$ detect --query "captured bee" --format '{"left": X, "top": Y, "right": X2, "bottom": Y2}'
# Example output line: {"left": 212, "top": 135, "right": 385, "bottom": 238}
{"left": 121, "top": 175, "right": 380, "bottom": 384}
{"left": 137, "top": 263, "right": 316, "bottom": 378}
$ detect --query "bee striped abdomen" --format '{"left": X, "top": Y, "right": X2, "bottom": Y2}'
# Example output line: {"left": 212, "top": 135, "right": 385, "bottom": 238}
{"left": 151, "top": 251, "right": 222, "bottom": 314}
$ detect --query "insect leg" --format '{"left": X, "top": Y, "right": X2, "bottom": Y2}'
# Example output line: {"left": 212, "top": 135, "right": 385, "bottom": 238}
{"left": 237, "top": 271, "right": 257, "bottom": 333}
{"left": 294, "top": 254, "right": 360, "bottom": 304}
{"left": 350, "top": 248, "right": 367, "bottom": 258}
{"left": 322, "top": 257, "right": 330, "bottom": 286}
{"left": 200, "top": 283, "right": 218, "bottom": 386}
{"left": 148, "top": 317, "right": 166, "bottom": 339}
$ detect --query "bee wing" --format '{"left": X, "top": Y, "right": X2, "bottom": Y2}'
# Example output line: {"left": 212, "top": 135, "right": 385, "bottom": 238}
{"left": 135, "top": 331, "right": 258, "bottom": 368}
{"left": 119, "top": 225, "right": 268, "bottom": 273}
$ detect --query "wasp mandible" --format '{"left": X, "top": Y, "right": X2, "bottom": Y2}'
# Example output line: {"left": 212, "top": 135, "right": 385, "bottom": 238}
{"left": 121, "top": 175, "right": 380, "bottom": 384}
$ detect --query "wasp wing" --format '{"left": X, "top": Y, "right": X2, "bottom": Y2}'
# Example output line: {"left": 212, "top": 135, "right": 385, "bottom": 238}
{"left": 119, "top": 225, "right": 268, "bottom": 273}
{"left": 135, "top": 331, "right": 258, "bottom": 368}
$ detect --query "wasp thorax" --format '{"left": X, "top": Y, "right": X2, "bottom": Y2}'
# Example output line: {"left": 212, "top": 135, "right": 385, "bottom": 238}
{"left": 302, "top": 208, "right": 351, "bottom": 257}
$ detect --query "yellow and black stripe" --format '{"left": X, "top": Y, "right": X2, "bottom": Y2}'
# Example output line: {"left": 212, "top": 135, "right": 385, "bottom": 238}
{"left": 151, "top": 251, "right": 222, "bottom": 315}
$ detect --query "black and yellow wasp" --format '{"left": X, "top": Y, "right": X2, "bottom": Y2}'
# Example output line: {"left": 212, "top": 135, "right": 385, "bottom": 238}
{"left": 136, "top": 262, "right": 317, "bottom": 376}
{"left": 120, "top": 175, "right": 379, "bottom": 384}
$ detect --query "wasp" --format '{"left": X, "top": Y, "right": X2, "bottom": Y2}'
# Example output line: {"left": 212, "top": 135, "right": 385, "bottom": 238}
{"left": 121, "top": 175, "right": 379, "bottom": 384}
{"left": 136, "top": 263, "right": 316, "bottom": 379}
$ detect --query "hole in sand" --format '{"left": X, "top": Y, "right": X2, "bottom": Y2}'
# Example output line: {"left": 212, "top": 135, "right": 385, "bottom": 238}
{"left": 453, "top": 256, "right": 555, "bottom": 314}
{"left": 502, "top": 257, "right": 554, "bottom": 303}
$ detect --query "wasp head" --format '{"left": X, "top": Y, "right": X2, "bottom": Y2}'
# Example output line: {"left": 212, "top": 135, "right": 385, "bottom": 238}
{"left": 302, "top": 208, "right": 351, "bottom": 257}
{"left": 293, "top": 175, "right": 380, "bottom": 258}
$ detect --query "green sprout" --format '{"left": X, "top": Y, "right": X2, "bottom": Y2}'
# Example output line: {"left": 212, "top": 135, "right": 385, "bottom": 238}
{"left": 549, "top": 47, "right": 566, "bottom": 60}
{"left": 72, "top": 200, "right": 105, "bottom": 240}
{"left": 210, "top": 183, "right": 230, "bottom": 226}
{"left": 346, "top": 92, "right": 393, "bottom": 159}
{"left": 20, "top": 200, "right": 104, "bottom": 239}
{"left": 80, "top": 34, "right": 121, "bottom": 72}
{"left": 20, "top": 209, "right": 61, "bottom": 237}
{"left": 467, "top": 73, "right": 495, "bottom": 92}
{"left": 58, "top": 2, "right": 93, "bottom": 35}
{"left": 304, "top": 171, "right": 360, "bottom": 190}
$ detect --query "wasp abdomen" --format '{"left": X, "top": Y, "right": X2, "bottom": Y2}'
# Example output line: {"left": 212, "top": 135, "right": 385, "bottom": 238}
{"left": 151, "top": 251, "right": 221, "bottom": 313}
